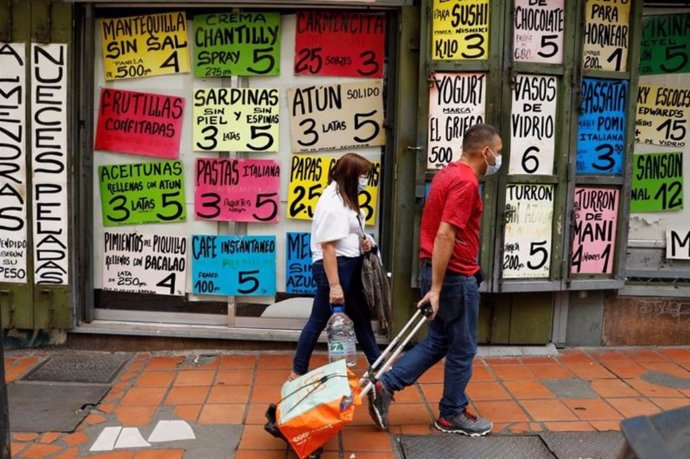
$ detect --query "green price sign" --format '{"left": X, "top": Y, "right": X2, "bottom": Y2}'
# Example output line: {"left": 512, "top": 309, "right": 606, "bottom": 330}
{"left": 631, "top": 152, "right": 684, "bottom": 212}
{"left": 641, "top": 13, "right": 690, "bottom": 75}
{"left": 99, "top": 160, "right": 187, "bottom": 226}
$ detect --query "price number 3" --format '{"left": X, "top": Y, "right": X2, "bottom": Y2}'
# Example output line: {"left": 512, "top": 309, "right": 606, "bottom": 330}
{"left": 197, "top": 192, "right": 278, "bottom": 222}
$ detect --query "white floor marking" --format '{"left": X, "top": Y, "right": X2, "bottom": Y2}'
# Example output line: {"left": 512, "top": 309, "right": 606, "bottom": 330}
{"left": 115, "top": 427, "right": 151, "bottom": 448}
{"left": 148, "top": 420, "right": 196, "bottom": 443}
{"left": 90, "top": 426, "right": 122, "bottom": 452}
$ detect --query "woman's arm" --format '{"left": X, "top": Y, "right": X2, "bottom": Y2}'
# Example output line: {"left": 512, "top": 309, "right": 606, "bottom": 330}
{"left": 322, "top": 241, "right": 344, "bottom": 304}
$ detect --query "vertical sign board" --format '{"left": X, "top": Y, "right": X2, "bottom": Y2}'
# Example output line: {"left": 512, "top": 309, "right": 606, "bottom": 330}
{"left": 0, "top": 44, "right": 27, "bottom": 283}
{"left": 512, "top": 0, "right": 565, "bottom": 64}
{"left": 99, "top": 161, "right": 186, "bottom": 226}
{"left": 502, "top": 184, "right": 554, "bottom": 279}
{"left": 101, "top": 12, "right": 190, "bottom": 80}
{"left": 571, "top": 187, "right": 619, "bottom": 274}
{"left": 288, "top": 81, "right": 385, "bottom": 153}
{"left": 427, "top": 72, "right": 486, "bottom": 170}
{"left": 509, "top": 74, "right": 558, "bottom": 175}
{"left": 192, "top": 88, "right": 279, "bottom": 153}
{"left": 286, "top": 232, "right": 316, "bottom": 295}
{"left": 582, "top": 0, "right": 630, "bottom": 72}
{"left": 631, "top": 152, "right": 683, "bottom": 213}
{"left": 191, "top": 235, "right": 276, "bottom": 296}
{"left": 286, "top": 154, "right": 381, "bottom": 225}
{"left": 193, "top": 13, "right": 280, "bottom": 77}
{"left": 194, "top": 158, "right": 280, "bottom": 223}
{"left": 576, "top": 79, "right": 628, "bottom": 175}
{"left": 635, "top": 84, "right": 690, "bottom": 148}
{"left": 294, "top": 12, "right": 386, "bottom": 78}
{"left": 95, "top": 88, "right": 185, "bottom": 159}
{"left": 102, "top": 232, "right": 187, "bottom": 296}
{"left": 640, "top": 13, "right": 690, "bottom": 75}
{"left": 32, "top": 44, "right": 69, "bottom": 285}
{"left": 431, "top": 0, "right": 490, "bottom": 61}
{"left": 666, "top": 229, "right": 690, "bottom": 260}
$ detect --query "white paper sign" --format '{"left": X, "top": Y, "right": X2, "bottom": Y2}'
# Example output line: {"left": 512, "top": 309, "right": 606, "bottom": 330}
{"left": 288, "top": 80, "right": 385, "bottom": 152}
{"left": 103, "top": 232, "right": 187, "bottom": 295}
{"left": 32, "top": 44, "right": 69, "bottom": 285}
{"left": 666, "top": 229, "right": 690, "bottom": 260}
{"left": 427, "top": 72, "right": 486, "bottom": 170}
{"left": 502, "top": 184, "right": 554, "bottom": 279}
{"left": 513, "top": 0, "right": 565, "bottom": 64}
{"left": 0, "top": 43, "right": 28, "bottom": 284}
{"left": 509, "top": 74, "right": 558, "bottom": 175}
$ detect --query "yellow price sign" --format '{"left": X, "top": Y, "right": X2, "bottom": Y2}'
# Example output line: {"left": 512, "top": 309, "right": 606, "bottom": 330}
{"left": 287, "top": 154, "right": 380, "bottom": 225}
{"left": 432, "top": 0, "right": 490, "bottom": 61}
{"left": 101, "top": 12, "right": 191, "bottom": 80}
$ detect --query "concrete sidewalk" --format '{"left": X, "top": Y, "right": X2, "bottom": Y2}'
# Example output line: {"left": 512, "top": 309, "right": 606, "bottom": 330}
{"left": 3, "top": 346, "right": 690, "bottom": 458}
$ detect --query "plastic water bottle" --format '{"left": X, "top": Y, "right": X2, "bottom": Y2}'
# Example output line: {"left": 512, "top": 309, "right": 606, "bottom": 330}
{"left": 326, "top": 304, "right": 357, "bottom": 367}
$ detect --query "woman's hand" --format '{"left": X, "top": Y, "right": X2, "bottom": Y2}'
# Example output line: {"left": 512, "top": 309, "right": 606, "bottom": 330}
{"left": 361, "top": 236, "right": 372, "bottom": 253}
{"left": 329, "top": 284, "right": 344, "bottom": 304}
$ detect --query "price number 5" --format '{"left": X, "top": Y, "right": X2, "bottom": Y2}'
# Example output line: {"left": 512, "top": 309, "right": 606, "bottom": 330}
{"left": 297, "top": 110, "right": 381, "bottom": 148}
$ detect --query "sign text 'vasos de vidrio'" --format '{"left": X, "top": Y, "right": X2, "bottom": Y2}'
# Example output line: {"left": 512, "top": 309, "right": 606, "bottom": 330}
{"left": 432, "top": 0, "right": 490, "bottom": 61}
{"left": 99, "top": 161, "right": 186, "bottom": 226}
{"left": 635, "top": 84, "right": 690, "bottom": 148}
{"left": 294, "top": 11, "right": 385, "bottom": 78}
{"left": 287, "top": 154, "right": 380, "bottom": 225}
{"left": 631, "top": 152, "right": 683, "bottom": 213}
{"left": 102, "top": 232, "right": 187, "bottom": 296}
{"left": 288, "top": 81, "right": 385, "bottom": 152}
{"left": 509, "top": 74, "right": 557, "bottom": 175}
{"left": 502, "top": 184, "right": 554, "bottom": 279}
{"left": 583, "top": 0, "right": 630, "bottom": 72}
{"left": 101, "top": 12, "right": 190, "bottom": 80}
{"left": 193, "top": 87, "right": 279, "bottom": 153}
{"left": 193, "top": 12, "right": 280, "bottom": 77}
{"left": 641, "top": 13, "right": 690, "bottom": 75}
{"left": 571, "top": 187, "right": 619, "bottom": 274}
{"left": 194, "top": 158, "right": 280, "bottom": 223}
{"left": 577, "top": 78, "right": 628, "bottom": 175}
{"left": 0, "top": 43, "right": 27, "bottom": 283}
{"left": 191, "top": 235, "right": 276, "bottom": 296}
{"left": 427, "top": 72, "right": 486, "bottom": 170}
{"left": 512, "top": 0, "right": 564, "bottom": 64}
{"left": 95, "top": 88, "right": 185, "bottom": 159}
{"left": 286, "top": 232, "right": 316, "bottom": 295}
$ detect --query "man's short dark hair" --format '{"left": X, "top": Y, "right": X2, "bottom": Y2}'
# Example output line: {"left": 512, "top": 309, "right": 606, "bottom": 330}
{"left": 462, "top": 123, "right": 499, "bottom": 153}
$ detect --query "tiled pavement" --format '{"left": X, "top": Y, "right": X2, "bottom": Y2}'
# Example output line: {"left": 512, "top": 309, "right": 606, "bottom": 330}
{"left": 3, "top": 346, "right": 690, "bottom": 458}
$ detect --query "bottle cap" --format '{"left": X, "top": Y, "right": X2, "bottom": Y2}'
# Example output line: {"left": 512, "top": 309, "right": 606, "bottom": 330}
{"left": 331, "top": 304, "right": 344, "bottom": 313}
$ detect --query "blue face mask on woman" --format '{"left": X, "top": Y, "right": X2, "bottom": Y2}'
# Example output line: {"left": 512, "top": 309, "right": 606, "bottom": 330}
{"left": 484, "top": 148, "right": 502, "bottom": 176}
{"left": 358, "top": 175, "right": 369, "bottom": 192}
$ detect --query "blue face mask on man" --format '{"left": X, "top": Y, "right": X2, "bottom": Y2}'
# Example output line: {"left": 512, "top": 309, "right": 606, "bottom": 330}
{"left": 484, "top": 147, "right": 502, "bottom": 176}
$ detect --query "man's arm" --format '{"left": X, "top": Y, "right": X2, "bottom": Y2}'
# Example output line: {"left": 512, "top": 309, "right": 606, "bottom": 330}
{"left": 418, "top": 221, "right": 456, "bottom": 320}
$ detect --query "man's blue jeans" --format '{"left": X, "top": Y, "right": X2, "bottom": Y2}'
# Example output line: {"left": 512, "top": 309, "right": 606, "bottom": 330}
{"left": 293, "top": 256, "right": 381, "bottom": 375}
{"left": 380, "top": 264, "right": 479, "bottom": 419}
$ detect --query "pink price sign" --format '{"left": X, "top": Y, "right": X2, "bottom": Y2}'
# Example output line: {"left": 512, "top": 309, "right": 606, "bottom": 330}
{"left": 194, "top": 158, "right": 280, "bottom": 223}
{"left": 571, "top": 187, "right": 619, "bottom": 274}
{"left": 95, "top": 88, "right": 185, "bottom": 159}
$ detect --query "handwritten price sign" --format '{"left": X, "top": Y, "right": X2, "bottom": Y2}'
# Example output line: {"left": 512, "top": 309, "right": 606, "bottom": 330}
{"left": 432, "top": 0, "right": 490, "bottom": 61}
{"left": 641, "top": 13, "right": 690, "bottom": 75}
{"left": 631, "top": 152, "right": 683, "bottom": 213}
{"left": 294, "top": 11, "right": 385, "bottom": 78}
{"left": 512, "top": 0, "right": 564, "bottom": 64}
{"left": 101, "top": 12, "right": 190, "bottom": 80}
{"left": 582, "top": 0, "right": 630, "bottom": 72}
{"left": 635, "top": 84, "right": 690, "bottom": 148}
{"left": 571, "top": 187, "right": 619, "bottom": 274}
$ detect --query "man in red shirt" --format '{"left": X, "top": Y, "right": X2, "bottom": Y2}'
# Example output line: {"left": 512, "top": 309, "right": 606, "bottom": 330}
{"left": 369, "top": 123, "right": 502, "bottom": 436}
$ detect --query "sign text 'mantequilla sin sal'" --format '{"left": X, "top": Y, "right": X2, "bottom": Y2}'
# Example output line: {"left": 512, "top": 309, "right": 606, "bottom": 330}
{"left": 427, "top": 72, "right": 486, "bottom": 170}
{"left": 0, "top": 43, "right": 27, "bottom": 283}
{"left": 288, "top": 80, "right": 385, "bottom": 152}
{"left": 577, "top": 78, "right": 628, "bottom": 175}
{"left": 635, "top": 84, "right": 690, "bottom": 148}
{"left": 295, "top": 12, "right": 386, "bottom": 78}
{"left": 194, "top": 13, "right": 280, "bottom": 77}
{"left": 432, "top": 0, "right": 490, "bottom": 61}
{"left": 101, "top": 12, "right": 190, "bottom": 80}
{"left": 99, "top": 160, "right": 186, "bottom": 226}
{"left": 95, "top": 88, "right": 185, "bottom": 159}
{"left": 32, "top": 44, "right": 69, "bottom": 285}
{"left": 572, "top": 187, "right": 619, "bottom": 274}
{"left": 583, "top": 0, "right": 630, "bottom": 72}
{"left": 102, "top": 232, "right": 187, "bottom": 296}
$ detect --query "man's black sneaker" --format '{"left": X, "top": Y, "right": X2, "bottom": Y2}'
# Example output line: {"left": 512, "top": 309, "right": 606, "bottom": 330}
{"left": 434, "top": 409, "right": 492, "bottom": 436}
{"left": 367, "top": 381, "right": 393, "bottom": 430}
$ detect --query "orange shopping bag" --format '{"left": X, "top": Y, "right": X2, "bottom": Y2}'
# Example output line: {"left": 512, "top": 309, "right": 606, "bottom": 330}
{"left": 276, "top": 359, "right": 361, "bottom": 459}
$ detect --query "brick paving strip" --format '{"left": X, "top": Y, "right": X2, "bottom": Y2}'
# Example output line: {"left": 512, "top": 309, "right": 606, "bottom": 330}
{"left": 3, "top": 347, "right": 690, "bottom": 458}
